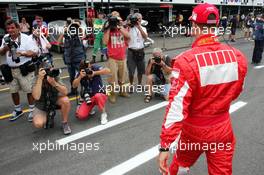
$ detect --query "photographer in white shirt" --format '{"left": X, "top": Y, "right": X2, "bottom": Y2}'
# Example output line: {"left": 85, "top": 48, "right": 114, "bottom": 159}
{"left": 0, "top": 19, "right": 38, "bottom": 122}
{"left": 127, "top": 13, "right": 148, "bottom": 88}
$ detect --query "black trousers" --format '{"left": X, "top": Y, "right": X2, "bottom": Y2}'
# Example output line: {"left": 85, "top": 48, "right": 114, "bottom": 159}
{"left": 252, "top": 40, "right": 264, "bottom": 63}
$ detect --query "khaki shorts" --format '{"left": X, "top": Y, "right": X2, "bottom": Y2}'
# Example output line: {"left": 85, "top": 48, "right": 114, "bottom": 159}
{"left": 32, "top": 107, "right": 47, "bottom": 118}
{"left": 8, "top": 68, "right": 35, "bottom": 94}
{"left": 107, "top": 57, "right": 127, "bottom": 84}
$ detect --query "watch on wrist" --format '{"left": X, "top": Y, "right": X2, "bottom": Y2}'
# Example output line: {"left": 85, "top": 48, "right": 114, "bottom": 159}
{"left": 159, "top": 147, "right": 169, "bottom": 152}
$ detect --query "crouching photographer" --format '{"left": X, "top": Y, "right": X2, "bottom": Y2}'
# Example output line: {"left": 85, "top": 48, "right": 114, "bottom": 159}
{"left": 144, "top": 48, "right": 172, "bottom": 103}
{"left": 31, "top": 63, "right": 72, "bottom": 135}
{"left": 73, "top": 59, "right": 110, "bottom": 125}
{"left": 0, "top": 19, "right": 38, "bottom": 122}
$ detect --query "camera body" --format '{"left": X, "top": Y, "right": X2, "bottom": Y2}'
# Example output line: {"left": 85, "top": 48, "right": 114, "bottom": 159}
{"left": 103, "top": 15, "right": 121, "bottom": 31}
{"left": 129, "top": 15, "right": 138, "bottom": 27}
{"left": 83, "top": 92, "right": 92, "bottom": 105}
{"left": 85, "top": 68, "right": 93, "bottom": 76}
{"left": 34, "top": 54, "right": 49, "bottom": 63}
{"left": 4, "top": 36, "right": 20, "bottom": 63}
{"left": 44, "top": 68, "right": 60, "bottom": 78}
{"left": 153, "top": 56, "right": 162, "bottom": 64}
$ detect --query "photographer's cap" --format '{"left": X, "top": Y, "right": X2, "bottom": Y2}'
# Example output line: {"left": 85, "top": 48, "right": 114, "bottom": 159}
{"left": 189, "top": 3, "right": 219, "bottom": 25}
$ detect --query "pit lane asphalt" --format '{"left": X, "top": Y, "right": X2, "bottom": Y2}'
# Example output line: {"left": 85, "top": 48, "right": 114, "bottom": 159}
{"left": 0, "top": 39, "right": 264, "bottom": 175}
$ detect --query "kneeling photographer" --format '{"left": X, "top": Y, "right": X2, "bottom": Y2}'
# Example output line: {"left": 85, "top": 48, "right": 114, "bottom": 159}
{"left": 73, "top": 59, "right": 110, "bottom": 125}
{"left": 144, "top": 48, "right": 172, "bottom": 103}
{"left": 32, "top": 63, "right": 72, "bottom": 135}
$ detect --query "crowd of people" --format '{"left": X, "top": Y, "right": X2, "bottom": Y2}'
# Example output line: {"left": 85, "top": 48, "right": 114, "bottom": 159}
{"left": 0, "top": 12, "right": 173, "bottom": 135}
{"left": 0, "top": 9, "right": 263, "bottom": 135}
{"left": 0, "top": 3, "right": 263, "bottom": 174}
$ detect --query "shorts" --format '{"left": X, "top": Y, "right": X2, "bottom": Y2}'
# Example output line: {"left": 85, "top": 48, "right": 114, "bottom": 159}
{"left": 127, "top": 49, "right": 145, "bottom": 76}
{"left": 152, "top": 74, "right": 170, "bottom": 97}
{"left": 32, "top": 107, "right": 47, "bottom": 120}
{"left": 244, "top": 27, "right": 253, "bottom": 33}
{"left": 107, "top": 57, "right": 127, "bottom": 85}
{"left": 8, "top": 68, "right": 35, "bottom": 94}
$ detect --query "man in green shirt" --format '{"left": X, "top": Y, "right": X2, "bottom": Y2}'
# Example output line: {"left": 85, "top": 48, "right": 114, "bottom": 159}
{"left": 92, "top": 12, "right": 107, "bottom": 63}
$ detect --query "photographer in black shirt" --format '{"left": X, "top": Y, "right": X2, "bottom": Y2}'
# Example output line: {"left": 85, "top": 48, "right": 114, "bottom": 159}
{"left": 32, "top": 63, "right": 72, "bottom": 135}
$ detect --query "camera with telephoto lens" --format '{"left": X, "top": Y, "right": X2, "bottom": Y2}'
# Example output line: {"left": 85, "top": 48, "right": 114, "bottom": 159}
{"left": 33, "top": 54, "right": 49, "bottom": 63}
{"left": 129, "top": 15, "right": 138, "bottom": 27}
{"left": 45, "top": 68, "right": 60, "bottom": 78}
{"left": 103, "top": 15, "right": 121, "bottom": 31}
{"left": 85, "top": 68, "right": 93, "bottom": 76}
{"left": 66, "top": 18, "right": 80, "bottom": 37}
{"left": 83, "top": 91, "right": 92, "bottom": 105}
{"left": 4, "top": 36, "right": 20, "bottom": 63}
{"left": 153, "top": 56, "right": 162, "bottom": 64}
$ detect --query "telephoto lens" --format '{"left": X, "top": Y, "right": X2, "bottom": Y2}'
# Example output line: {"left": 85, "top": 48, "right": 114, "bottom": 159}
{"left": 84, "top": 93, "right": 92, "bottom": 105}
{"left": 154, "top": 56, "right": 161, "bottom": 64}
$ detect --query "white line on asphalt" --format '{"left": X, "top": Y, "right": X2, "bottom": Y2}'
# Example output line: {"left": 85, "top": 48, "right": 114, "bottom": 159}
{"left": 100, "top": 145, "right": 160, "bottom": 175}
{"left": 56, "top": 101, "right": 169, "bottom": 145}
{"left": 254, "top": 65, "right": 264, "bottom": 69}
{"left": 100, "top": 101, "right": 247, "bottom": 175}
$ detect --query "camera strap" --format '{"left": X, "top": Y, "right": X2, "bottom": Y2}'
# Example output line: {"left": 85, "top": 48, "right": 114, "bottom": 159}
{"left": 33, "top": 35, "right": 44, "bottom": 54}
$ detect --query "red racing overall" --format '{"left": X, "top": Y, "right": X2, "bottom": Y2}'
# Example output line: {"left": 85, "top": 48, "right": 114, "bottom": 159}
{"left": 160, "top": 34, "right": 247, "bottom": 175}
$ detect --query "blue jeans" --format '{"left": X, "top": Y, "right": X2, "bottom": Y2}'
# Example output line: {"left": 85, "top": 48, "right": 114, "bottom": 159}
{"left": 67, "top": 62, "right": 81, "bottom": 86}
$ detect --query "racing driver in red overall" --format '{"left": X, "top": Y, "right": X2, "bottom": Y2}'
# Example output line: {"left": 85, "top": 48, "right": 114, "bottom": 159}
{"left": 158, "top": 3, "right": 248, "bottom": 175}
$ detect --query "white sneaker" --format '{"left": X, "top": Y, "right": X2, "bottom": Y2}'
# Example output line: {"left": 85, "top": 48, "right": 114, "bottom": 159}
{"left": 89, "top": 109, "right": 96, "bottom": 115}
{"left": 100, "top": 112, "right": 108, "bottom": 125}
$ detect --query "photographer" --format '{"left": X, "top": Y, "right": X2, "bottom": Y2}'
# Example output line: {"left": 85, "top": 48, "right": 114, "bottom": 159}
{"left": 144, "top": 48, "right": 172, "bottom": 103}
{"left": 103, "top": 11, "right": 131, "bottom": 103}
{"left": 58, "top": 18, "right": 86, "bottom": 96}
{"left": 31, "top": 63, "right": 72, "bottom": 135}
{"left": 30, "top": 24, "right": 53, "bottom": 65}
{"left": 127, "top": 13, "right": 148, "bottom": 87}
{"left": 0, "top": 19, "right": 38, "bottom": 122}
{"left": 73, "top": 60, "right": 110, "bottom": 125}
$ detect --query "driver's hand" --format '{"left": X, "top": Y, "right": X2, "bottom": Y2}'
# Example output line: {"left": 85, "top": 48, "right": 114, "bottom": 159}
{"left": 38, "top": 68, "right": 46, "bottom": 80}
{"left": 158, "top": 152, "right": 170, "bottom": 175}
{"left": 79, "top": 69, "right": 86, "bottom": 78}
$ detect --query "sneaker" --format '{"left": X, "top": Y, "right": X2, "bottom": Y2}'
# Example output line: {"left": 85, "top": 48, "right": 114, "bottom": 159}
{"left": 62, "top": 122, "right": 72, "bottom": 135}
{"left": 28, "top": 111, "right": 33, "bottom": 122}
{"left": 9, "top": 110, "right": 23, "bottom": 121}
{"left": 100, "top": 112, "right": 108, "bottom": 125}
